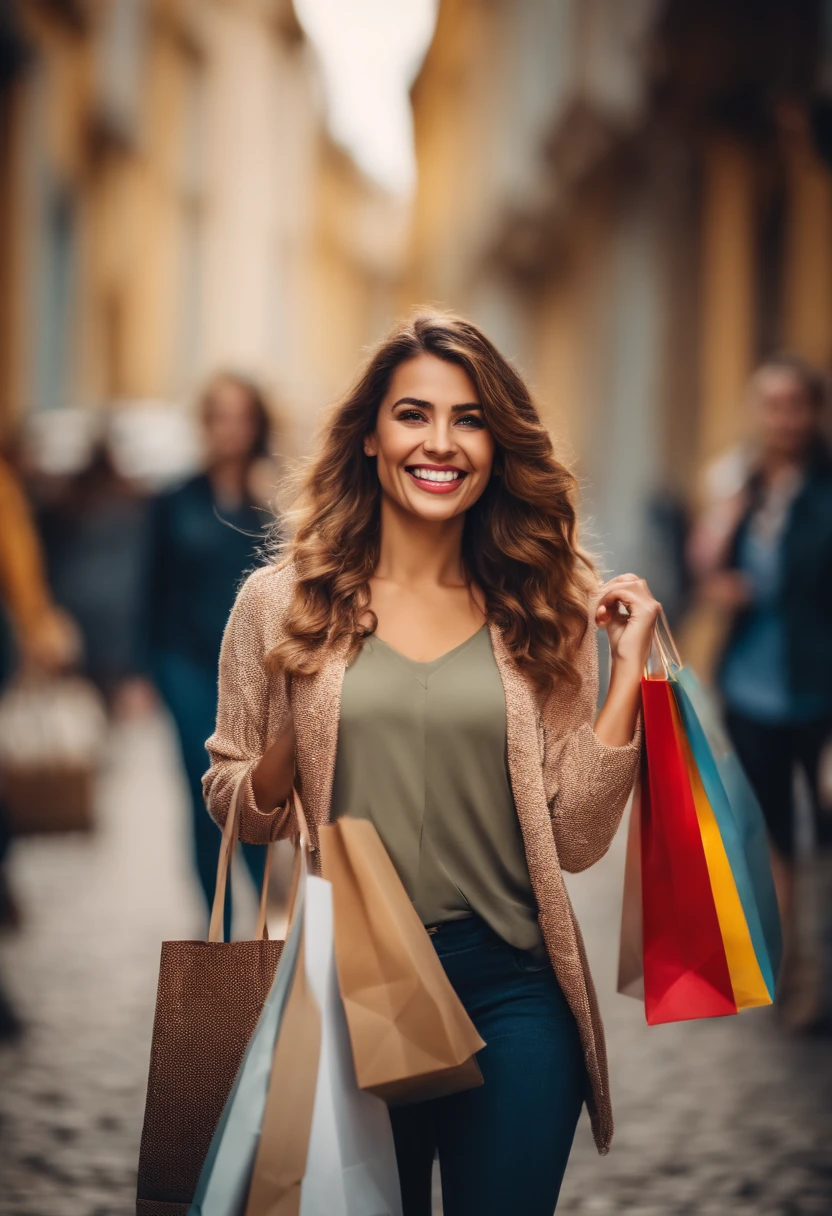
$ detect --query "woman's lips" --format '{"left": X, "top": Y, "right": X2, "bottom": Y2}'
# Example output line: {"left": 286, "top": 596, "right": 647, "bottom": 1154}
{"left": 405, "top": 466, "right": 468, "bottom": 494}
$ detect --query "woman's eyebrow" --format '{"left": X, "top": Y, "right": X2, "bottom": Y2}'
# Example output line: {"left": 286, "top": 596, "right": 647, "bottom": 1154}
{"left": 391, "top": 397, "right": 483, "bottom": 411}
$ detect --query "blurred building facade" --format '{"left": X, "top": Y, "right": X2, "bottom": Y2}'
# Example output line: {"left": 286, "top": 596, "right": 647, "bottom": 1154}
{"left": 0, "top": 0, "right": 408, "bottom": 457}
{"left": 407, "top": 0, "right": 832, "bottom": 611}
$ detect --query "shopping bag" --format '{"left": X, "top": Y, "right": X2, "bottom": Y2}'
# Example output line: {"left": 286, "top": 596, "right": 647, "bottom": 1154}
{"left": 640, "top": 677, "right": 737, "bottom": 1024}
{"left": 671, "top": 665, "right": 781, "bottom": 996}
{"left": 618, "top": 614, "right": 781, "bottom": 1023}
{"left": 676, "top": 720, "right": 772, "bottom": 1010}
{"left": 247, "top": 876, "right": 404, "bottom": 1216}
{"left": 136, "top": 773, "right": 283, "bottom": 1215}
{"left": 0, "top": 675, "right": 106, "bottom": 833}
{"left": 320, "top": 817, "right": 485, "bottom": 1104}
{"left": 617, "top": 768, "right": 645, "bottom": 1000}
{"left": 189, "top": 853, "right": 312, "bottom": 1216}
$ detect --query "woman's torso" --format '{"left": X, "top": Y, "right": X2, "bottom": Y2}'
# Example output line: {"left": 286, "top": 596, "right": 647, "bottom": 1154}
{"left": 330, "top": 624, "right": 545, "bottom": 953}
{"left": 720, "top": 464, "right": 832, "bottom": 721}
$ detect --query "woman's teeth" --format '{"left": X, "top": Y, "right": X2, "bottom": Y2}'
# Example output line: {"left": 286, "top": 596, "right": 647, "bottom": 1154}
{"left": 409, "top": 468, "right": 462, "bottom": 482}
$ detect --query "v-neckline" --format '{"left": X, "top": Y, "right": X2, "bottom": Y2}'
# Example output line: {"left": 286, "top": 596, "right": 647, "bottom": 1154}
{"left": 370, "top": 624, "right": 487, "bottom": 673}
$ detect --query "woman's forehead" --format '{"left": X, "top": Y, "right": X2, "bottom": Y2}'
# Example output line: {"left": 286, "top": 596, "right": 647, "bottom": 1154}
{"left": 387, "top": 353, "right": 478, "bottom": 404}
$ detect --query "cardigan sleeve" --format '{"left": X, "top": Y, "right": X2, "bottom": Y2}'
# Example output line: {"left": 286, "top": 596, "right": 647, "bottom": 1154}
{"left": 202, "top": 569, "right": 294, "bottom": 845}
{"left": 541, "top": 609, "right": 641, "bottom": 873}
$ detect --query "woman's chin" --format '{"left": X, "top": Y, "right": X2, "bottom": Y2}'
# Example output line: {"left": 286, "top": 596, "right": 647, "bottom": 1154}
{"left": 391, "top": 492, "right": 467, "bottom": 523}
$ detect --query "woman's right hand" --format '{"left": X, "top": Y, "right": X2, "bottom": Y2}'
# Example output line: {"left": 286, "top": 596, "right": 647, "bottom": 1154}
{"left": 251, "top": 717, "right": 296, "bottom": 814}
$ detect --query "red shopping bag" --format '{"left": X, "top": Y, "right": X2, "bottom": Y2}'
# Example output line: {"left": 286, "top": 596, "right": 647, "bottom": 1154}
{"left": 641, "top": 677, "right": 737, "bottom": 1025}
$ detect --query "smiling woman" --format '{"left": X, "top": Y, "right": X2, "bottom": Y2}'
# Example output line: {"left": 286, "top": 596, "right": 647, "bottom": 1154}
{"left": 270, "top": 313, "right": 597, "bottom": 686}
{"left": 203, "top": 311, "right": 658, "bottom": 1215}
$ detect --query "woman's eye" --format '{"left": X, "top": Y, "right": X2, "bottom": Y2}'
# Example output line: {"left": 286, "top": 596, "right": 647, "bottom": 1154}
{"left": 456, "top": 414, "right": 485, "bottom": 429}
{"left": 397, "top": 410, "right": 425, "bottom": 423}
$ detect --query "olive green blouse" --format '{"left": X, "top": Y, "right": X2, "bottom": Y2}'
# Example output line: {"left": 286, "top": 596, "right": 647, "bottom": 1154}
{"left": 330, "top": 624, "right": 544, "bottom": 953}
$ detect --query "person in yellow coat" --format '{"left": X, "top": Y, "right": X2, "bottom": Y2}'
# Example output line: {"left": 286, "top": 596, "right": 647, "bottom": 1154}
{"left": 0, "top": 455, "right": 78, "bottom": 672}
{"left": 0, "top": 453, "right": 78, "bottom": 1037}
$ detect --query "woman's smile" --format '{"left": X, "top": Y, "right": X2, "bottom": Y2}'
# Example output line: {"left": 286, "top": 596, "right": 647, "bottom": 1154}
{"left": 405, "top": 463, "right": 469, "bottom": 493}
{"left": 365, "top": 353, "right": 496, "bottom": 521}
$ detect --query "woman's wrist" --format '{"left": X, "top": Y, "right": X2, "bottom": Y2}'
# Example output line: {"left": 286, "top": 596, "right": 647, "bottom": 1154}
{"left": 594, "top": 658, "right": 643, "bottom": 748}
{"left": 608, "top": 653, "right": 645, "bottom": 694}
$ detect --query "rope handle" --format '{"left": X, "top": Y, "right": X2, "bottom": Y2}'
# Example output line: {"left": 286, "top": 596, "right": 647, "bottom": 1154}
{"left": 644, "top": 607, "right": 683, "bottom": 680}
{"left": 208, "top": 776, "right": 311, "bottom": 944}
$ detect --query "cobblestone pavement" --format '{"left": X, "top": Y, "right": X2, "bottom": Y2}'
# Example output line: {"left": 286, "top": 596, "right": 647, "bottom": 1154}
{"left": 0, "top": 715, "right": 831, "bottom": 1216}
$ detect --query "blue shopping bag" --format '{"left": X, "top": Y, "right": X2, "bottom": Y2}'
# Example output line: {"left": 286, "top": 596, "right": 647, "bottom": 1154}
{"left": 670, "top": 665, "right": 782, "bottom": 996}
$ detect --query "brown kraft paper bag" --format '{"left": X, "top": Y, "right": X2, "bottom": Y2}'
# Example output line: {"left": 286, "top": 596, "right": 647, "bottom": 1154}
{"left": 135, "top": 774, "right": 283, "bottom": 1215}
{"left": 319, "top": 817, "right": 485, "bottom": 1105}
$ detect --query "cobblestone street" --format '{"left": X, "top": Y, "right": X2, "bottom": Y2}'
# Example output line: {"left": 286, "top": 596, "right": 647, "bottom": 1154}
{"left": 1, "top": 714, "right": 831, "bottom": 1216}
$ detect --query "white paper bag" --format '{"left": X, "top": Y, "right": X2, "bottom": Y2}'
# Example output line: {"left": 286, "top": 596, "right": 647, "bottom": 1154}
{"left": 300, "top": 876, "right": 403, "bottom": 1216}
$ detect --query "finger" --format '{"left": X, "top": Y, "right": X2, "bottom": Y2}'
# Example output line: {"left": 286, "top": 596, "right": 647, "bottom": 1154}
{"left": 597, "top": 586, "right": 651, "bottom": 609}
{"left": 597, "top": 587, "right": 661, "bottom": 618}
{"left": 597, "top": 577, "right": 642, "bottom": 600}
{"left": 599, "top": 573, "right": 641, "bottom": 589}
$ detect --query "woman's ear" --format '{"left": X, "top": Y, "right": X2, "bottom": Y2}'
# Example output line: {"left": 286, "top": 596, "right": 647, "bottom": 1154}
{"left": 364, "top": 433, "right": 378, "bottom": 457}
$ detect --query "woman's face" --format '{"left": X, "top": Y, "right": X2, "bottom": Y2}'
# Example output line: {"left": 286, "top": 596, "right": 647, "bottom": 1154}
{"left": 754, "top": 368, "right": 819, "bottom": 461}
{"left": 203, "top": 379, "right": 261, "bottom": 463}
{"left": 365, "top": 354, "right": 496, "bottom": 522}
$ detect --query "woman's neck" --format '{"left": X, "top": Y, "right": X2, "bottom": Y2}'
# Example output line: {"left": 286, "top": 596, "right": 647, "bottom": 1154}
{"left": 374, "top": 494, "right": 467, "bottom": 587}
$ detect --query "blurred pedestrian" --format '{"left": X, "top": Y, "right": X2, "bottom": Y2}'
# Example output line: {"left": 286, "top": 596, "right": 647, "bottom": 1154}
{"left": 37, "top": 441, "right": 147, "bottom": 705}
{"left": 203, "top": 313, "right": 651, "bottom": 1211}
{"left": 0, "top": 454, "right": 78, "bottom": 1038}
{"left": 689, "top": 355, "right": 832, "bottom": 1027}
{"left": 140, "top": 373, "right": 276, "bottom": 936}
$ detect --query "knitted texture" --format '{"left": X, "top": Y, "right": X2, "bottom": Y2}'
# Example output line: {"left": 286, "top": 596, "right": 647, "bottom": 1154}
{"left": 204, "top": 563, "right": 640, "bottom": 1154}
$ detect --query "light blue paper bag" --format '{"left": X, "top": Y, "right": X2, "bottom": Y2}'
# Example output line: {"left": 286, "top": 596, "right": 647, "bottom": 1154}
{"left": 188, "top": 864, "right": 306, "bottom": 1216}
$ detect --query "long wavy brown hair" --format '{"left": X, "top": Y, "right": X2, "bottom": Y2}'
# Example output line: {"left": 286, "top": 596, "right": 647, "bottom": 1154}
{"left": 270, "top": 311, "right": 597, "bottom": 692}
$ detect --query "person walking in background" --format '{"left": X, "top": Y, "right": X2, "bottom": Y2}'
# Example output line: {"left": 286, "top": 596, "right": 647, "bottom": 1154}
{"left": 140, "top": 373, "right": 276, "bottom": 935}
{"left": 37, "top": 440, "right": 147, "bottom": 706}
{"left": 0, "top": 454, "right": 78, "bottom": 1037}
{"left": 689, "top": 355, "right": 832, "bottom": 1029}
{"left": 203, "top": 313, "right": 653, "bottom": 1213}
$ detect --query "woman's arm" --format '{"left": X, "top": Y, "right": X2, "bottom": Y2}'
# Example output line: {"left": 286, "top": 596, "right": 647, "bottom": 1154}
{"left": 251, "top": 719, "right": 296, "bottom": 813}
{"left": 542, "top": 575, "right": 659, "bottom": 873}
{"left": 203, "top": 568, "right": 296, "bottom": 844}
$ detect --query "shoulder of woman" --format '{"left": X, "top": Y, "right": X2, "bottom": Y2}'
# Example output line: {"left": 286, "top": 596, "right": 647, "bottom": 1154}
{"left": 233, "top": 561, "right": 298, "bottom": 627}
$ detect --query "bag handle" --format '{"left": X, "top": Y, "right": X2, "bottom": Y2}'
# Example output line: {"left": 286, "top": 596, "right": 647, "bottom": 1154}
{"left": 208, "top": 775, "right": 312, "bottom": 944}
{"left": 645, "top": 608, "right": 683, "bottom": 680}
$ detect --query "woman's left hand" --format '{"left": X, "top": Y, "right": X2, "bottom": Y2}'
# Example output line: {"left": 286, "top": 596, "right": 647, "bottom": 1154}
{"left": 595, "top": 574, "right": 662, "bottom": 675}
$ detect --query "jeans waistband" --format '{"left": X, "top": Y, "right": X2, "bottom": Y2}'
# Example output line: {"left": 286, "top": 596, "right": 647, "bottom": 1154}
{"left": 424, "top": 913, "right": 500, "bottom": 952}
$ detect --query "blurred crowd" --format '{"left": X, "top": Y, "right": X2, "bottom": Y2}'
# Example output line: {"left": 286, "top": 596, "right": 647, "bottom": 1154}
{"left": 0, "top": 371, "right": 283, "bottom": 1036}
{"left": 0, "top": 349, "right": 830, "bottom": 1053}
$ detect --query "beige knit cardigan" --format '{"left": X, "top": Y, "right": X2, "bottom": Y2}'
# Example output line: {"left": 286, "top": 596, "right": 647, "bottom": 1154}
{"left": 203, "top": 562, "right": 640, "bottom": 1154}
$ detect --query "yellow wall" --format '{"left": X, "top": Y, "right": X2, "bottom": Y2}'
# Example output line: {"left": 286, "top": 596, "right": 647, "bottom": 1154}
{"left": 1, "top": 0, "right": 406, "bottom": 453}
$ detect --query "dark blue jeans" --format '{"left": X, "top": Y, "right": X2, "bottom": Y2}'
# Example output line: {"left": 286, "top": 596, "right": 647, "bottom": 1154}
{"left": 154, "top": 651, "right": 266, "bottom": 938}
{"left": 391, "top": 915, "right": 585, "bottom": 1216}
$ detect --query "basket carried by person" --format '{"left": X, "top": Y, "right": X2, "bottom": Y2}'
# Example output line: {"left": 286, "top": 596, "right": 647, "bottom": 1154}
{"left": 0, "top": 675, "right": 107, "bottom": 835}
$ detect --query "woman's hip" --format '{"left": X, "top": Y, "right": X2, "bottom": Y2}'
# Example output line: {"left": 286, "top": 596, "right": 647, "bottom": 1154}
{"left": 427, "top": 913, "right": 580, "bottom": 1042}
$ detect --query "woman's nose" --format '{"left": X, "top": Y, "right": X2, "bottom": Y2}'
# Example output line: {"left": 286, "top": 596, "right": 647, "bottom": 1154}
{"left": 424, "top": 423, "right": 456, "bottom": 458}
